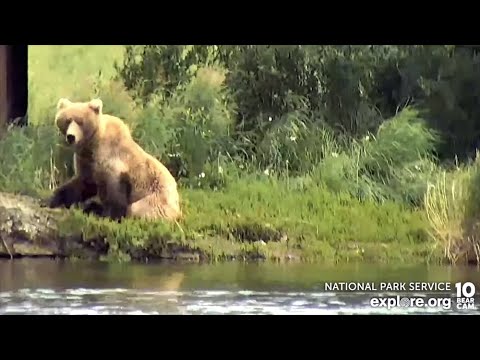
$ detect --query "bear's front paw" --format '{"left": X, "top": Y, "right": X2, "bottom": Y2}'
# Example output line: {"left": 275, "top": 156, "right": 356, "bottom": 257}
{"left": 39, "top": 198, "right": 50, "bottom": 208}
{"left": 38, "top": 195, "right": 60, "bottom": 208}
{"left": 82, "top": 200, "right": 105, "bottom": 217}
{"left": 46, "top": 196, "right": 60, "bottom": 208}
{"left": 45, "top": 189, "right": 71, "bottom": 209}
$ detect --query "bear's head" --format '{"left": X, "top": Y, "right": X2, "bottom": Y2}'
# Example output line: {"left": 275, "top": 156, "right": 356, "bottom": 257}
{"left": 54, "top": 98, "right": 103, "bottom": 148}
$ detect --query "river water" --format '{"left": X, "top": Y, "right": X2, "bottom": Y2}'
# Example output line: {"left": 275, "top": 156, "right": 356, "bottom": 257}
{"left": 0, "top": 258, "right": 479, "bottom": 315}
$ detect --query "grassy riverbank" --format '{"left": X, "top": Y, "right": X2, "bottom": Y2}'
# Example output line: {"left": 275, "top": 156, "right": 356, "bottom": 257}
{"left": 56, "top": 176, "right": 434, "bottom": 263}
{"left": 2, "top": 45, "right": 480, "bottom": 265}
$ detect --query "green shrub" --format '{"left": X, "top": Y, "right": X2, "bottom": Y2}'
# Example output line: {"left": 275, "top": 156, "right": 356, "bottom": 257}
{"left": 133, "top": 66, "right": 240, "bottom": 189}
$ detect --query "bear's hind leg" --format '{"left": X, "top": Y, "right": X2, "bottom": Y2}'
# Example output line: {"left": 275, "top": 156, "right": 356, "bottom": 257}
{"left": 127, "top": 193, "right": 180, "bottom": 221}
{"left": 99, "top": 172, "right": 132, "bottom": 222}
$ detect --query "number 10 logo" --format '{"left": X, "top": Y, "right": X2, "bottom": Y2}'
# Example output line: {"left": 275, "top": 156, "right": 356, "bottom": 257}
{"left": 455, "top": 282, "right": 476, "bottom": 298}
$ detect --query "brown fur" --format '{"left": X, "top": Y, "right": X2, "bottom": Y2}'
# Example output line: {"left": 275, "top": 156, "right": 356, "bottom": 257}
{"left": 48, "top": 98, "right": 182, "bottom": 222}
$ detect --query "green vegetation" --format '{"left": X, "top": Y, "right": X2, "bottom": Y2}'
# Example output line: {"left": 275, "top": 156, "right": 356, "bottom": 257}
{"left": 3, "top": 45, "right": 480, "bottom": 264}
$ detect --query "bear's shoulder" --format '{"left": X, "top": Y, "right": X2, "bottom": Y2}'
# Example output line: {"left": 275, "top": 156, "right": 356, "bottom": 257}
{"left": 99, "top": 114, "right": 132, "bottom": 141}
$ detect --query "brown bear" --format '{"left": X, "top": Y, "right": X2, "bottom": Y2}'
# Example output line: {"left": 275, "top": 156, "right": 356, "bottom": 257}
{"left": 47, "top": 97, "right": 182, "bottom": 222}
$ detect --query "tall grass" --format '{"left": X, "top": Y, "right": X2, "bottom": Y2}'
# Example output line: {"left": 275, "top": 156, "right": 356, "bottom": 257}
{"left": 424, "top": 156, "right": 480, "bottom": 264}
{"left": 0, "top": 45, "right": 477, "bottom": 263}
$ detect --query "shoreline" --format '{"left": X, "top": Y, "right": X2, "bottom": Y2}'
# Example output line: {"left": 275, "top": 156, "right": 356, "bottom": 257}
{"left": 0, "top": 190, "right": 450, "bottom": 265}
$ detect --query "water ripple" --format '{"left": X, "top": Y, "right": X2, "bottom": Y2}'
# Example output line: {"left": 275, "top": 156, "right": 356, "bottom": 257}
{"left": 0, "top": 288, "right": 478, "bottom": 315}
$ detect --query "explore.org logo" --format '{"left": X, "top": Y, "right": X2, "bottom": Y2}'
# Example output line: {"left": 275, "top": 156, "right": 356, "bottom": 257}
{"left": 369, "top": 295, "right": 452, "bottom": 310}
{"left": 369, "top": 282, "right": 476, "bottom": 311}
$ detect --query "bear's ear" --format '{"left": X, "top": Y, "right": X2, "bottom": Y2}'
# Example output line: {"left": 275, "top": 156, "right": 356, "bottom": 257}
{"left": 57, "top": 98, "right": 72, "bottom": 110}
{"left": 88, "top": 98, "right": 103, "bottom": 114}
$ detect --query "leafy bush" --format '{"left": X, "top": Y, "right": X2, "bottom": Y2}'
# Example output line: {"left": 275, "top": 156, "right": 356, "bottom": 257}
{"left": 117, "top": 45, "right": 480, "bottom": 163}
{"left": 132, "top": 66, "right": 240, "bottom": 189}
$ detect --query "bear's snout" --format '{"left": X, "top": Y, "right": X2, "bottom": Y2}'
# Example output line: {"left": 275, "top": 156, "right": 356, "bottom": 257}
{"left": 66, "top": 134, "right": 76, "bottom": 144}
